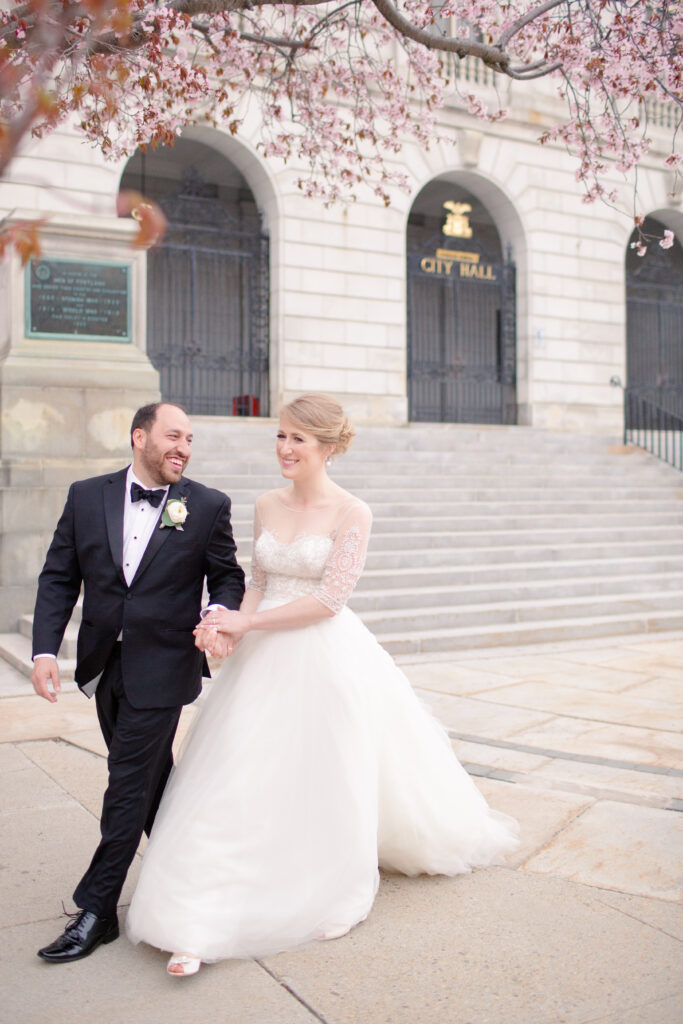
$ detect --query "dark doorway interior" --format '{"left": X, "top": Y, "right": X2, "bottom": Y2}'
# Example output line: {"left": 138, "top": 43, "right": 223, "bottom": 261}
{"left": 407, "top": 181, "right": 516, "bottom": 424}
{"left": 120, "top": 140, "right": 269, "bottom": 416}
{"left": 626, "top": 217, "right": 683, "bottom": 421}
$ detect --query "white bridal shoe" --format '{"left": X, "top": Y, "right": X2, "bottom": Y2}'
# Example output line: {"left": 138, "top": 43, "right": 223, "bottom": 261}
{"left": 167, "top": 953, "right": 201, "bottom": 976}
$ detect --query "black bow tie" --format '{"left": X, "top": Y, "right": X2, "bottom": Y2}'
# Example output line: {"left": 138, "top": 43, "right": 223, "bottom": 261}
{"left": 130, "top": 482, "right": 166, "bottom": 508}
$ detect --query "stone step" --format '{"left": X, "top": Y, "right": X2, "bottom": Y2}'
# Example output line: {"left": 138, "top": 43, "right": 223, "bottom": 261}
{"left": 234, "top": 528, "right": 683, "bottom": 559}
{"left": 357, "top": 588, "right": 683, "bottom": 634}
{"left": 349, "top": 571, "right": 683, "bottom": 612}
{"left": 353, "top": 554, "right": 683, "bottom": 589}
{"left": 18, "top": 617, "right": 79, "bottom": 658}
{"left": 229, "top": 511, "right": 683, "bottom": 535}
{"left": 5, "top": 604, "right": 683, "bottom": 678}
{"left": 193, "top": 452, "right": 652, "bottom": 469}
{"left": 191, "top": 417, "right": 616, "bottom": 441}
{"left": 370, "top": 523, "right": 683, "bottom": 548}
{"left": 15, "top": 575, "right": 682, "bottom": 675}
{"left": 374, "top": 608, "right": 683, "bottom": 655}
{"left": 227, "top": 497, "right": 683, "bottom": 520}
{"left": 0, "top": 632, "right": 76, "bottom": 680}
{"left": 229, "top": 503, "right": 683, "bottom": 524}
{"left": 187, "top": 428, "right": 664, "bottom": 457}
{"left": 221, "top": 485, "right": 683, "bottom": 504}
{"left": 191, "top": 434, "right": 631, "bottom": 450}
{"left": 236, "top": 542, "right": 683, "bottom": 575}
{"left": 19, "top": 560, "right": 681, "bottom": 657}
{"left": 356, "top": 537, "right": 683, "bottom": 568}
{"left": 192, "top": 453, "right": 671, "bottom": 472}
{"left": 3, "top": 424, "right": 682, "bottom": 674}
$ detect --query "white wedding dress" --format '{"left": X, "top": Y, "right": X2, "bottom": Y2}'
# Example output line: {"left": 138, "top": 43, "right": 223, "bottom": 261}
{"left": 126, "top": 492, "right": 519, "bottom": 962}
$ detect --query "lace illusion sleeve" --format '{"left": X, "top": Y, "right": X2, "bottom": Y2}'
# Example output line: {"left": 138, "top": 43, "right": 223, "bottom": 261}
{"left": 248, "top": 502, "right": 267, "bottom": 593}
{"left": 313, "top": 502, "right": 372, "bottom": 614}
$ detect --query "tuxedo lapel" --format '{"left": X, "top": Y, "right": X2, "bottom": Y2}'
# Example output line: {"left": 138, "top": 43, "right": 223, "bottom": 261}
{"left": 103, "top": 469, "right": 128, "bottom": 586}
{"left": 132, "top": 478, "right": 188, "bottom": 585}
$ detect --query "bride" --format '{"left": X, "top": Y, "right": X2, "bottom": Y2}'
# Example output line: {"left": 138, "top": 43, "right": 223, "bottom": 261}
{"left": 125, "top": 393, "right": 519, "bottom": 976}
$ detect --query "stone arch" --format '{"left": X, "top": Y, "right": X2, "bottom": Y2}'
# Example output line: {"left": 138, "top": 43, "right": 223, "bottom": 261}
{"left": 405, "top": 170, "right": 526, "bottom": 423}
{"left": 118, "top": 130, "right": 279, "bottom": 416}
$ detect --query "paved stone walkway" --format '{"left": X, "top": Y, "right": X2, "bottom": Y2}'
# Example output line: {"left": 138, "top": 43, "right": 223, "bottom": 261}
{"left": 1, "top": 631, "right": 681, "bottom": 1024}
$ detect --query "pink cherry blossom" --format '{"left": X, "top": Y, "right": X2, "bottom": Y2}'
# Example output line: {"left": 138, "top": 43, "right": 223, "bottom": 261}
{"left": 0, "top": 0, "right": 680, "bottom": 223}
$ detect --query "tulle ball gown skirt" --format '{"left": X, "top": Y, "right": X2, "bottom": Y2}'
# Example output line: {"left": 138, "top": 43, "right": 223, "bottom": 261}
{"left": 125, "top": 602, "right": 519, "bottom": 962}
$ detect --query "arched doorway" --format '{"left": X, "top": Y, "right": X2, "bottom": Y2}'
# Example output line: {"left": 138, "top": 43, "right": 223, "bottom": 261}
{"left": 119, "top": 138, "right": 269, "bottom": 415}
{"left": 407, "top": 180, "right": 516, "bottom": 423}
{"left": 626, "top": 216, "right": 683, "bottom": 418}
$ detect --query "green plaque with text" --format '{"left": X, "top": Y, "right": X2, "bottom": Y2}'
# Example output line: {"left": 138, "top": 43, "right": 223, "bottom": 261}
{"left": 26, "top": 258, "right": 132, "bottom": 342}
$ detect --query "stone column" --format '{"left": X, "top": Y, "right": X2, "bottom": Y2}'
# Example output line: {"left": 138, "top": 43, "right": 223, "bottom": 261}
{"left": 0, "top": 214, "right": 160, "bottom": 630}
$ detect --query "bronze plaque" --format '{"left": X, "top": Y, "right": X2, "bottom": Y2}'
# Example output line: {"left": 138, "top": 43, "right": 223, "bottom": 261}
{"left": 26, "top": 258, "right": 132, "bottom": 342}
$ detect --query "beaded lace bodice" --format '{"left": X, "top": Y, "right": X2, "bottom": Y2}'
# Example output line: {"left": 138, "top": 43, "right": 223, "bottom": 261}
{"left": 255, "top": 530, "right": 334, "bottom": 601}
{"left": 248, "top": 493, "right": 372, "bottom": 614}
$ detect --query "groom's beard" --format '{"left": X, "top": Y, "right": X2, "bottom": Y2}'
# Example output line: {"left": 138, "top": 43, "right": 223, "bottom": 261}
{"left": 137, "top": 441, "right": 189, "bottom": 485}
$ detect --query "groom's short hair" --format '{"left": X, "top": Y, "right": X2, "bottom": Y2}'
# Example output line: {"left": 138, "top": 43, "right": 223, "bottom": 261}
{"left": 130, "top": 402, "right": 187, "bottom": 448}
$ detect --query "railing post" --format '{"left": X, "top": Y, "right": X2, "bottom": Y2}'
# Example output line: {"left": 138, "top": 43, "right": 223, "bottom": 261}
{"left": 617, "top": 384, "right": 683, "bottom": 474}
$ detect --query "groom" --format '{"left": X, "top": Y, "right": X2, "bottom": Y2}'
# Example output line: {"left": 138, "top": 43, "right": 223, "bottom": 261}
{"left": 31, "top": 401, "right": 245, "bottom": 963}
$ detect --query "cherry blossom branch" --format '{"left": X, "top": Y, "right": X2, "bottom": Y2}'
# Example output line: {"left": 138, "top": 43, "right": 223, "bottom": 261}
{"left": 0, "top": 0, "right": 681, "bottom": 217}
{"left": 497, "top": 0, "right": 566, "bottom": 48}
{"left": 371, "top": 0, "right": 510, "bottom": 70}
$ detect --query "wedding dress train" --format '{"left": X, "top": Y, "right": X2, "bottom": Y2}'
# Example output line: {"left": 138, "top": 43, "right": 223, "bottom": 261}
{"left": 126, "top": 495, "right": 519, "bottom": 962}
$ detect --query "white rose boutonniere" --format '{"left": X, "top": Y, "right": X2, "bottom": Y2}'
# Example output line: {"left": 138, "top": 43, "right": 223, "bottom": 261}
{"left": 160, "top": 497, "right": 189, "bottom": 530}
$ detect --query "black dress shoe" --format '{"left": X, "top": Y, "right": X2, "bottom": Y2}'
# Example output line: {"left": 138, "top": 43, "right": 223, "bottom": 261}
{"left": 37, "top": 910, "right": 119, "bottom": 963}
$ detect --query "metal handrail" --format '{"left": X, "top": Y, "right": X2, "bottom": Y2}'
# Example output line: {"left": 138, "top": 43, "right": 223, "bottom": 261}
{"left": 611, "top": 377, "right": 683, "bottom": 472}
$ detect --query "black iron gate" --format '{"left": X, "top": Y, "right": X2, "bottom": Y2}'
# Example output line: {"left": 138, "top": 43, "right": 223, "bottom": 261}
{"left": 626, "top": 229, "right": 683, "bottom": 423}
{"left": 407, "top": 240, "right": 516, "bottom": 424}
{"left": 147, "top": 171, "right": 269, "bottom": 416}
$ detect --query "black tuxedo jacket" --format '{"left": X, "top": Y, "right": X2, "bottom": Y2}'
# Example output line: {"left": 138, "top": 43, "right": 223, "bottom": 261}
{"left": 32, "top": 467, "right": 245, "bottom": 708}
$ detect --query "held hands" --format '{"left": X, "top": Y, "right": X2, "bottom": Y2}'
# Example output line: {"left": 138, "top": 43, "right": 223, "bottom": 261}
{"left": 193, "top": 624, "right": 235, "bottom": 658}
{"left": 31, "top": 657, "right": 61, "bottom": 703}
{"left": 210, "top": 633, "right": 237, "bottom": 659}
{"left": 194, "top": 628, "right": 237, "bottom": 659}
{"left": 194, "top": 608, "right": 251, "bottom": 659}
{"left": 203, "top": 608, "right": 251, "bottom": 641}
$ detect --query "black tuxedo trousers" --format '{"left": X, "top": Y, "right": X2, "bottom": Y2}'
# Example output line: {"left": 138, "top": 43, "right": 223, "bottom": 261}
{"left": 74, "top": 645, "right": 183, "bottom": 917}
{"left": 32, "top": 467, "right": 245, "bottom": 917}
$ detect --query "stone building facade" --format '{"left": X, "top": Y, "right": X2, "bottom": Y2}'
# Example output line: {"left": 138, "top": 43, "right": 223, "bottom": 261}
{"left": 0, "top": 63, "right": 681, "bottom": 626}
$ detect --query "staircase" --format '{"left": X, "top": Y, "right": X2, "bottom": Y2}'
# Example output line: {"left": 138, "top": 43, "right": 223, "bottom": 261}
{"left": 3, "top": 419, "right": 683, "bottom": 677}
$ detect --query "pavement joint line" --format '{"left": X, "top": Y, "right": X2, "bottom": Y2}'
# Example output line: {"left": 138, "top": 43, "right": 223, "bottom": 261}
{"left": 517, "top": 800, "right": 595, "bottom": 870}
{"left": 16, "top": 740, "right": 103, "bottom": 821}
{"left": 462, "top": 762, "right": 682, "bottom": 811}
{"left": 439, "top": 693, "right": 683, "bottom": 736}
{"left": 51, "top": 735, "right": 107, "bottom": 758}
{"left": 447, "top": 731, "right": 683, "bottom": 777}
{"left": 579, "top": 992, "right": 683, "bottom": 1024}
{"left": 592, "top": 897, "right": 683, "bottom": 944}
{"left": 256, "top": 960, "right": 330, "bottom": 1023}
{"left": 392, "top": 627, "right": 683, "bottom": 664}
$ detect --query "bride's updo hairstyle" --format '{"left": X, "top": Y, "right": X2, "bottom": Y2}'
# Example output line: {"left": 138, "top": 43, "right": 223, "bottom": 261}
{"left": 280, "top": 393, "right": 355, "bottom": 456}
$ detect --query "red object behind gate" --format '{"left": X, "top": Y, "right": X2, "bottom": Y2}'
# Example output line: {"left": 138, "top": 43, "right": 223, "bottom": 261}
{"left": 232, "top": 395, "right": 260, "bottom": 417}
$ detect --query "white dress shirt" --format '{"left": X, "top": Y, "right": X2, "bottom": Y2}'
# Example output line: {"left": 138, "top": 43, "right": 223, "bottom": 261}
{"left": 123, "top": 466, "right": 169, "bottom": 586}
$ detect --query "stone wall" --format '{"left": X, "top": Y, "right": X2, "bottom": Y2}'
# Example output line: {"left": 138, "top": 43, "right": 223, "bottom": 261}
{"left": 0, "top": 214, "right": 159, "bottom": 630}
{"left": 0, "top": 76, "right": 681, "bottom": 625}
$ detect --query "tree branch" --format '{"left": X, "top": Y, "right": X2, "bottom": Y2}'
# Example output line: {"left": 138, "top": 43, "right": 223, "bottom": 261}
{"left": 497, "top": 0, "right": 567, "bottom": 49}
{"left": 370, "top": 0, "right": 510, "bottom": 71}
